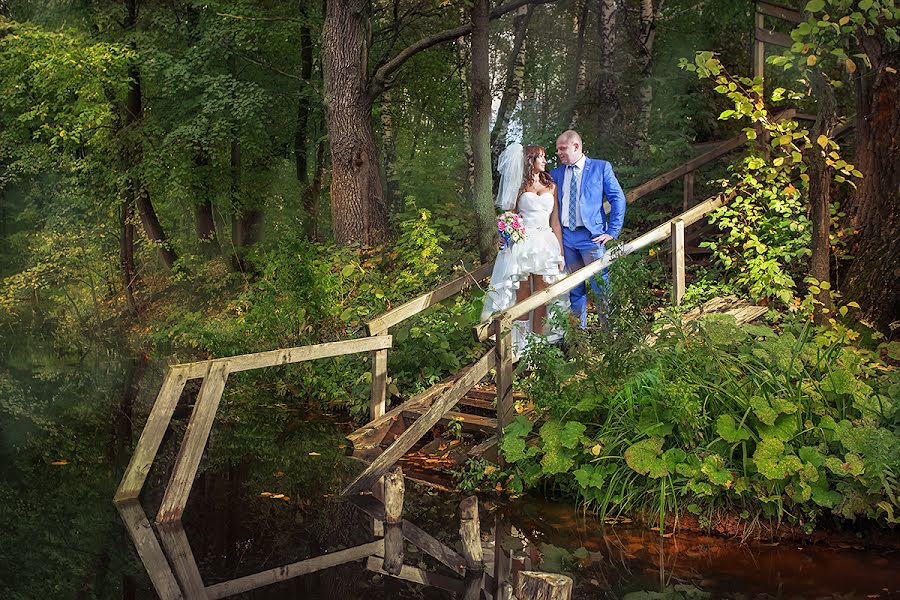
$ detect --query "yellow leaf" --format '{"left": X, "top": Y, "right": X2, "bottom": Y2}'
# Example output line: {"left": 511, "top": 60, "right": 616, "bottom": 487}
{"left": 807, "top": 55, "right": 817, "bottom": 66}
{"left": 274, "top": 471, "right": 285, "bottom": 477}
{"left": 773, "top": 157, "right": 785, "bottom": 166}
{"left": 281, "top": 496, "right": 291, "bottom": 502}
{"left": 816, "top": 135, "right": 829, "bottom": 149}
{"left": 886, "top": 67, "right": 897, "bottom": 74}
{"left": 271, "top": 493, "right": 285, "bottom": 499}
{"left": 846, "top": 58, "right": 857, "bottom": 73}
{"left": 484, "top": 465, "right": 497, "bottom": 475}
{"left": 590, "top": 444, "right": 602, "bottom": 456}
{"left": 50, "top": 460, "right": 68, "bottom": 466}
{"left": 839, "top": 15, "right": 850, "bottom": 25}
{"left": 308, "top": 452, "right": 320, "bottom": 456}
{"left": 494, "top": 482, "right": 503, "bottom": 492}
{"left": 260, "top": 492, "right": 273, "bottom": 497}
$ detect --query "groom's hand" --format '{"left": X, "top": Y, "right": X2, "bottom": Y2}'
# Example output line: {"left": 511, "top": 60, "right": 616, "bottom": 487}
{"left": 592, "top": 233, "right": 613, "bottom": 246}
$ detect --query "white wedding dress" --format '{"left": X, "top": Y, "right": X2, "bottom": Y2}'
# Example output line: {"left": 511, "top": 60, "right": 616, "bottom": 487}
{"left": 481, "top": 191, "right": 568, "bottom": 355}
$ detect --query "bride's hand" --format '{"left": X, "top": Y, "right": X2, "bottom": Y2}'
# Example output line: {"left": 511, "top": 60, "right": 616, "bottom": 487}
{"left": 558, "top": 261, "right": 565, "bottom": 273}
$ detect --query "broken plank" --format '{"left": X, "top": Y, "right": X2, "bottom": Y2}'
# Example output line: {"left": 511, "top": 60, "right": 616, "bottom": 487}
{"left": 366, "top": 557, "right": 466, "bottom": 595}
{"left": 342, "top": 349, "right": 495, "bottom": 497}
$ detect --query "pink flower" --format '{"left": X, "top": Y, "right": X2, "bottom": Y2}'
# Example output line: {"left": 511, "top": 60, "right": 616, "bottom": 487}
{"left": 498, "top": 221, "right": 507, "bottom": 231}
{"left": 512, "top": 221, "right": 521, "bottom": 229}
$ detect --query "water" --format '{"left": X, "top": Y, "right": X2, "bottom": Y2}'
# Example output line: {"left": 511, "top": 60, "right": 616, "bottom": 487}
{"left": 2, "top": 333, "right": 899, "bottom": 599}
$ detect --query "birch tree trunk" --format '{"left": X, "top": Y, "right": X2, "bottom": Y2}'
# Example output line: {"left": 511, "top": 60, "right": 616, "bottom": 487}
{"left": 596, "top": 0, "right": 619, "bottom": 132}
{"left": 491, "top": 4, "right": 533, "bottom": 176}
{"left": 565, "top": 0, "right": 589, "bottom": 128}
{"left": 636, "top": 0, "right": 661, "bottom": 150}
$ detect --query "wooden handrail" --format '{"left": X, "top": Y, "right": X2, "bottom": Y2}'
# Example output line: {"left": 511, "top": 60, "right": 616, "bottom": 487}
{"left": 625, "top": 109, "right": 796, "bottom": 204}
{"left": 473, "top": 192, "right": 732, "bottom": 341}
{"left": 757, "top": 0, "right": 803, "bottom": 23}
{"left": 365, "top": 262, "right": 493, "bottom": 335}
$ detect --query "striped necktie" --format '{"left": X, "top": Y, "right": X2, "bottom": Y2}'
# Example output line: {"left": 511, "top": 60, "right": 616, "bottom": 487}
{"left": 568, "top": 165, "right": 578, "bottom": 230}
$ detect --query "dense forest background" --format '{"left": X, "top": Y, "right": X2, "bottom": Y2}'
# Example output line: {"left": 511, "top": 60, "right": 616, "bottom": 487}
{"left": 1, "top": 3, "right": 899, "bottom": 582}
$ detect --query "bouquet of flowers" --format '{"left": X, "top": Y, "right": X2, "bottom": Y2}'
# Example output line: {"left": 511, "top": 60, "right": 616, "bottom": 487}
{"left": 497, "top": 211, "right": 526, "bottom": 249}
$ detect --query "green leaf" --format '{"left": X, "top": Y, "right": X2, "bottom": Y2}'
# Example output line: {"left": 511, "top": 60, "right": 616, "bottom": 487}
{"left": 717, "top": 414, "right": 752, "bottom": 443}
{"left": 805, "top": 0, "right": 825, "bottom": 12}
{"left": 559, "top": 421, "right": 587, "bottom": 449}
{"left": 753, "top": 437, "right": 803, "bottom": 480}
{"left": 624, "top": 437, "right": 668, "bottom": 479}
{"left": 858, "top": 0, "right": 873, "bottom": 9}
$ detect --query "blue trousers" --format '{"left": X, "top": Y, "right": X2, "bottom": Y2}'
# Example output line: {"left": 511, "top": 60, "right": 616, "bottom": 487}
{"left": 562, "top": 226, "right": 608, "bottom": 328}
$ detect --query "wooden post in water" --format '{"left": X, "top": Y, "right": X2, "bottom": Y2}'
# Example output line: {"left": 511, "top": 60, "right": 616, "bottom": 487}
{"left": 670, "top": 219, "right": 685, "bottom": 306}
{"left": 382, "top": 466, "right": 404, "bottom": 576}
{"left": 459, "top": 495, "right": 484, "bottom": 600}
{"left": 514, "top": 571, "right": 573, "bottom": 600}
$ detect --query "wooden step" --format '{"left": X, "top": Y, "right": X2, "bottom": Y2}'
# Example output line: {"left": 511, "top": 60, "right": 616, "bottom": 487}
{"left": 403, "top": 409, "right": 497, "bottom": 434}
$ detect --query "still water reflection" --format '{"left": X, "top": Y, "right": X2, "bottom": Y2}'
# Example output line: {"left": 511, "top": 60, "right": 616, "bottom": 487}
{"left": 2, "top": 339, "right": 899, "bottom": 599}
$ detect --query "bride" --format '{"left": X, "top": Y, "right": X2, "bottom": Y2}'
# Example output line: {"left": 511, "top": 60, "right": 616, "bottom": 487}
{"left": 481, "top": 143, "right": 567, "bottom": 353}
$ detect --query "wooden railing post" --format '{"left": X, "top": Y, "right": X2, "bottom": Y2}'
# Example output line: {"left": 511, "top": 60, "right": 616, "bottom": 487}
{"left": 753, "top": 3, "right": 765, "bottom": 84}
{"left": 671, "top": 219, "right": 685, "bottom": 306}
{"left": 369, "top": 328, "right": 389, "bottom": 421}
{"left": 383, "top": 466, "right": 404, "bottom": 576}
{"left": 683, "top": 171, "right": 694, "bottom": 212}
{"left": 493, "top": 317, "right": 514, "bottom": 465}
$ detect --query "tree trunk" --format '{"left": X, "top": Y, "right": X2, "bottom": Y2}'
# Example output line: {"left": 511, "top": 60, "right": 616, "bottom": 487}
{"left": 844, "top": 39, "right": 900, "bottom": 330}
{"left": 193, "top": 152, "right": 218, "bottom": 254}
{"left": 229, "top": 140, "right": 263, "bottom": 264}
{"left": 490, "top": 5, "right": 533, "bottom": 177}
{"left": 295, "top": 15, "right": 314, "bottom": 185}
{"left": 457, "top": 22, "right": 475, "bottom": 206}
{"left": 381, "top": 88, "right": 399, "bottom": 214}
{"left": 636, "top": 0, "right": 659, "bottom": 151}
{"left": 563, "top": 0, "right": 589, "bottom": 128}
{"left": 323, "top": 0, "right": 389, "bottom": 245}
{"left": 471, "top": 0, "right": 497, "bottom": 263}
{"left": 304, "top": 139, "right": 326, "bottom": 240}
{"left": 124, "top": 0, "right": 177, "bottom": 273}
{"left": 808, "top": 70, "right": 836, "bottom": 324}
{"left": 596, "top": 0, "right": 620, "bottom": 133}
{"left": 119, "top": 194, "right": 137, "bottom": 313}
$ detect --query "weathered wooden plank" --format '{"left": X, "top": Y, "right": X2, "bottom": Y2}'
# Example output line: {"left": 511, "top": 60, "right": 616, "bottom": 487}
{"left": 757, "top": 1, "right": 803, "bottom": 23}
{"left": 116, "top": 501, "right": 183, "bottom": 600}
{"left": 369, "top": 348, "right": 388, "bottom": 420}
{"left": 624, "top": 110, "right": 796, "bottom": 205}
{"left": 383, "top": 467, "right": 404, "bottom": 524}
{"left": 514, "top": 571, "right": 573, "bottom": 600}
{"left": 458, "top": 396, "right": 496, "bottom": 411}
{"left": 467, "top": 435, "right": 499, "bottom": 460}
{"left": 365, "top": 557, "right": 466, "bottom": 594}
{"left": 383, "top": 523, "right": 404, "bottom": 576}
{"left": 754, "top": 11, "right": 766, "bottom": 80}
{"left": 402, "top": 409, "right": 497, "bottom": 434}
{"left": 459, "top": 496, "right": 484, "bottom": 571}
{"left": 347, "top": 382, "right": 452, "bottom": 452}
{"left": 671, "top": 219, "right": 685, "bottom": 306}
{"left": 463, "top": 571, "right": 485, "bottom": 600}
{"left": 475, "top": 193, "right": 732, "bottom": 340}
{"left": 365, "top": 263, "right": 493, "bottom": 335}
{"left": 492, "top": 515, "right": 512, "bottom": 599}
{"left": 342, "top": 349, "right": 496, "bottom": 497}
{"left": 756, "top": 27, "right": 793, "bottom": 48}
{"left": 205, "top": 540, "right": 384, "bottom": 599}
{"left": 157, "top": 522, "right": 207, "bottom": 599}
{"left": 178, "top": 336, "right": 392, "bottom": 379}
{"left": 351, "top": 494, "right": 467, "bottom": 575}
{"left": 115, "top": 367, "right": 189, "bottom": 502}
{"left": 157, "top": 362, "right": 229, "bottom": 524}
{"left": 494, "top": 320, "right": 515, "bottom": 439}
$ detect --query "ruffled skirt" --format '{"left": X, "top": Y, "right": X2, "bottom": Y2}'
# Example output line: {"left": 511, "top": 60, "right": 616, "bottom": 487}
{"left": 480, "top": 228, "right": 570, "bottom": 356}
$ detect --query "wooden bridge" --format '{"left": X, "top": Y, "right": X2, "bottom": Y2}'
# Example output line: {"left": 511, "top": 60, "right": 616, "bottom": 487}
{"left": 112, "top": 4, "right": 855, "bottom": 594}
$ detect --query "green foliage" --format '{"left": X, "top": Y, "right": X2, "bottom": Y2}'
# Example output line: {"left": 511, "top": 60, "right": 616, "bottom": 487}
{"left": 703, "top": 156, "right": 811, "bottom": 304}
{"left": 502, "top": 311, "right": 900, "bottom": 528}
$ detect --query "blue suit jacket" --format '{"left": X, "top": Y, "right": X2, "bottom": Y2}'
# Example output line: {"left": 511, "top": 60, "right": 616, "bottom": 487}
{"left": 550, "top": 158, "right": 626, "bottom": 239}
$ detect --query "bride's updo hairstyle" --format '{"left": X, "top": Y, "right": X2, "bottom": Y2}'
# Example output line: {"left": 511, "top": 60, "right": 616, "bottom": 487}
{"left": 520, "top": 145, "right": 553, "bottom": 193}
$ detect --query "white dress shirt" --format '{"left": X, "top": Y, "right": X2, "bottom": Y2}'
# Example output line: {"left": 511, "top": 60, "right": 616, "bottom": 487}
{"left": 561, "top": 155, "right": 586, "bottom": 229}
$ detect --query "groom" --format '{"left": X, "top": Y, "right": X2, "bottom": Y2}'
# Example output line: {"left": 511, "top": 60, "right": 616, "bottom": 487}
{"left": 550, "top": 130, "right": 627, "bottom": 328}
